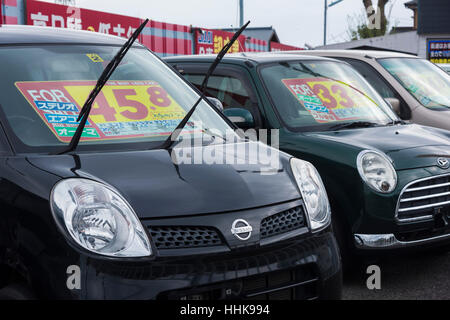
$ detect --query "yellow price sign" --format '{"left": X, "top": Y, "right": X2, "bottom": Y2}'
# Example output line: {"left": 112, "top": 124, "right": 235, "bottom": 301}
{"left": 15, "top": 80, "right": 186, "bottom": 142}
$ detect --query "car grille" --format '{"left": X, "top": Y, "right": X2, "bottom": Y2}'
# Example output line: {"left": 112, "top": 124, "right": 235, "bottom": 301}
{"left": 397, "top": 174, "right": 450, "bottom": 222}
{"left": 148, "top": 226, "right": 223, "bottom": 250}
{"left": 260, "top": 206, "right": 306, "bottom": 239}
{"left": 157, "top": 266, "right": 319, "bottom": 300}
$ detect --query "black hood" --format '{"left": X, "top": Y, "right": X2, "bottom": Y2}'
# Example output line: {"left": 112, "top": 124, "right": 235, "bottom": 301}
{"left": 27, "top": 142, "right": 300, "bottom": 219}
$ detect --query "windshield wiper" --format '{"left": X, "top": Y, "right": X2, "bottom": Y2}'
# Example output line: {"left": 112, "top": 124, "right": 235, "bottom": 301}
{"left": 158, "top": 20, "right": 251, "bottom": 150}
{"left": 329, "top": 121, "right": 380, "bottom": 131}
{"left": 57, "top": 19, "right": 149, "bottom": 155}
{"left": 386, "top": 119, "right": 405, "bottom": 125}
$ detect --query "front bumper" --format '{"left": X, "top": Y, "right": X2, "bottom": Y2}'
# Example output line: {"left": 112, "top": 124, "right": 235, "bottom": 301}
{"left": 76, "top": 231, "right": 341, "bottom": 300}
{"left": 354, "top": 232, "right": 450, "bottom": 249}
{"left": 353, "top": 168, "right": 450, "bottom": 251}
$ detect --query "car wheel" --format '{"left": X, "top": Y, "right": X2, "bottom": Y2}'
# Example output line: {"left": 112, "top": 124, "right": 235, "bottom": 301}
{"left": 0, "top": 283, "right": 35, "bottom": 300}
{"left": 331, "top": 215, "right": 362, "bottom": 274}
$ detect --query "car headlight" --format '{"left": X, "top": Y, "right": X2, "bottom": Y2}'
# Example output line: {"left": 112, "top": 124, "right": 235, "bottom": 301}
{"left": 50, "top": 178, "right": 151, "bottom": 257}
{"left": 357, "top": 150, "right": 397, "bottom": 193}
{"left": 290, "top": 158, "right": 331, "bottom": 232}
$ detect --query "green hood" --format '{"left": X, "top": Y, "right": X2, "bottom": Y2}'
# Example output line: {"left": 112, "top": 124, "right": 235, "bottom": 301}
{"left": 302, "top": 124, "right": 450, "bottom": 170}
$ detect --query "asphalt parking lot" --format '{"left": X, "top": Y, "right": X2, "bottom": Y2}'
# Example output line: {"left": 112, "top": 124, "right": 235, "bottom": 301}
{"left": 343, "top": 250, "right": 450, "bottom": 300}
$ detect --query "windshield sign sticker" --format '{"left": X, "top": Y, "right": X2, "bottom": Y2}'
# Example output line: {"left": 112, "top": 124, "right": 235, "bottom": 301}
{"left": 15, "top": 80, "right": 186, "bottom": 142}
{"left": 86, "top": 53, "right": 104, "bottom": 63}
{"left": 282, "top": 78, "right": 371, "bottom": 123}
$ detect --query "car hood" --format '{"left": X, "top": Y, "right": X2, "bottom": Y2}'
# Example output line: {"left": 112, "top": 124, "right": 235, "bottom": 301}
{"left": 27, "top": 142, "right": 300, "bottom": 219}
{"left": 304, "top": 124, "right": 450, "bottom": 170}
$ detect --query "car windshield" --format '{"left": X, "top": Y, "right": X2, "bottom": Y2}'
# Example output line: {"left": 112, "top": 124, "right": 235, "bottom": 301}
{"left": 259, "top": 60, "right": 396, "bottom": 132}
{"left": 0, "top": 44, "right": 235, "bottom": 153}
{"left": 379, "top": 58, "right": 450, "bottom": 110}
{"left": 437, "top": 64, "right": 450, "bottom": 75}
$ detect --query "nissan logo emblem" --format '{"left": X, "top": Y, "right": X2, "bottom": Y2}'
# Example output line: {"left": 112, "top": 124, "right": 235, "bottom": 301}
{"left": 437, "top": 158, "right": 450, "bottom": 169}
{"left": 231, "top": 219, "right": 253, "bottom": 241}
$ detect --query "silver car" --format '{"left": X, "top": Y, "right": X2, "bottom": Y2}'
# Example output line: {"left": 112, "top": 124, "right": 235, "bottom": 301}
{"left": 437, "top": 64, "right": 450, "bottom": 75}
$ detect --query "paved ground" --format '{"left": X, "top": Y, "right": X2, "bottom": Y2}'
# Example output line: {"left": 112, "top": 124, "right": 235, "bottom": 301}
{"left": 343, "top": 249, "right": 450, "bottom": 300}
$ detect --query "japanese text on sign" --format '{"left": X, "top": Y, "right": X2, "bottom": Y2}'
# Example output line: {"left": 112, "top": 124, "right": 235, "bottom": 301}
{"left": 282, "top": 78, "right": 372, "bottom": 123}
{"left": 15, "top": 80, "right": 186, "bottom": 142}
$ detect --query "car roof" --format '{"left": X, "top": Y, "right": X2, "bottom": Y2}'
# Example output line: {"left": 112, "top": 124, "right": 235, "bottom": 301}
{"left": 164, "top": 52, "right": 339, "bottom": 64}
{"left": 282, "top": 49, "right": 419, "bottom": 59}
{"left": 0, "top": 25, "right": 129, "bottom": 46}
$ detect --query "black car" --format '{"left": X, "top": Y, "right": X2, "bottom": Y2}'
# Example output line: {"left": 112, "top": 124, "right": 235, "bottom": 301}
{"left": 0, "top": 26, "right": 341, "bottom": 300}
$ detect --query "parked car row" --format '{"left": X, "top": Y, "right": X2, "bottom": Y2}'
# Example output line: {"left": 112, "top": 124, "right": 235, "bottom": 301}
{"left": 0, "top": 25, "right": 342, "bottom": 300}
{"left": 165, "top": 51, "right": 450, "bottom": 266}
{"left": 0, "top": 24, "right": 449, "bottom": 300}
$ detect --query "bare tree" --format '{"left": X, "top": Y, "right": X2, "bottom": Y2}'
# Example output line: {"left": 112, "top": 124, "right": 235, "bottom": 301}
{"left": 362, "top": 0, "right": 390, "bottom": 34}
{"left": 347, "top": 0, "right": 392, "bottom": 40}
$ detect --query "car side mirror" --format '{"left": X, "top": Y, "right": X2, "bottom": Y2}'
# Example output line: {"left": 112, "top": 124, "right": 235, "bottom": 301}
{"left": 207, "top": 97, "right": 223, "bottom": 111}
{"left": 223, "top": 108, "right": 255, "bottom": 129}
{"left": 385, "top": 97, "right": 401, "bottom": 116}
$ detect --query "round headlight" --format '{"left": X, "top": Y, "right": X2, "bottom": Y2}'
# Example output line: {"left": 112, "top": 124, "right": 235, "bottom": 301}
{"left": 357, "top": 150, "right": 397, "bottom": 193}
{"left": 290, "top": 158, "right": 331, "bottom": 232}
{"left": 51, "top": 178, "right": 151, "bottom": 257}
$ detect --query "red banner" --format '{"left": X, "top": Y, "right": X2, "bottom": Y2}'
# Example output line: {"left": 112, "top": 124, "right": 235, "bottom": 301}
{"left": 26, "top": 0, "right": 141, "bottom": 39}
{"left": 195, "top": 28, "right": 246, "bottom": 54}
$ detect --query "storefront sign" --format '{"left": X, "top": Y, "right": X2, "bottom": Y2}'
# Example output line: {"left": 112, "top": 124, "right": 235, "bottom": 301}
{"left": 428, "top": 39, "right": 450, "bottom": 64}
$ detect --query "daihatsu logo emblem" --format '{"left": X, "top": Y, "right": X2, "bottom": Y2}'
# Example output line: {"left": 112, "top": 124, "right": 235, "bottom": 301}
{"left": 437, "top": 158, "right": 449, "bottom": 169}
{"left": 231, "top": 219, "right": 252, "bottom": 241}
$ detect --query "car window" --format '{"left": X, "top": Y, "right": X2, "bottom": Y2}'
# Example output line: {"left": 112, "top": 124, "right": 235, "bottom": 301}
{"left": 259, "top": 60, "right": 396, "bottom": 132}
{"left": 379, "top": 57, "right": 450, "bottom": 110}
{"left": 339, "top": 58, "right": 411, "bottom": 119}
{"left": 342, "top": 58, "right": 396, "bottom": 98}
{"left": 179, "top": 68, "right": 262, "bottom": 127}
{"left": 0, "top": 45, "right": 235, "bottom": 153}
{"left": 184, "top": 74, "right": 253, "bottom": 110}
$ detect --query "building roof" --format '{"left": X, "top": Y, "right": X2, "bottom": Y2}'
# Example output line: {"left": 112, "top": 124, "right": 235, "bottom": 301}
{"left": 221, "top": 27, "right": 280, "bottom": 43}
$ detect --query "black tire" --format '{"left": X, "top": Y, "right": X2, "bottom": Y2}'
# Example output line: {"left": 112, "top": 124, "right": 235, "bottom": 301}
{"left": 0, "top": 283, "right": 35, "bottom": 300}
{"left": 332, "top": 215, "right": 363, "bottom": 274}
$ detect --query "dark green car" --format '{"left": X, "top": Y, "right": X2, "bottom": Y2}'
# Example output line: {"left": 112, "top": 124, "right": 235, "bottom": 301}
{"left": 164, "top": 53, "right": 450, "bottom": 258}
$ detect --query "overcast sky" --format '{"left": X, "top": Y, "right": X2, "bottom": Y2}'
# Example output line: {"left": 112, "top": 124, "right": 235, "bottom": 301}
{"left": 42, "top": 0, "right": 414, "bottom": 47}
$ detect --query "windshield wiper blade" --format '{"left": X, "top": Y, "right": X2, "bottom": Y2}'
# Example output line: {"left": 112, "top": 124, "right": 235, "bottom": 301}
{"left": 329, "top": 121, "right": 380, "bottom": 131}
{"left": 158, "top": 20, "right": 251, "bottom": 150}
{"left": 57, "top": 19, "right": 149, "bottom": 155}
{"left": 386, "top": 119, "right": 405, "bottom": 125}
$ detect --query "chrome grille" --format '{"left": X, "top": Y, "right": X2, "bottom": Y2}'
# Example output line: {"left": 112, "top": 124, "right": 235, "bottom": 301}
{"left": 397, "top": 174, "right": 450, "bottom": 222}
